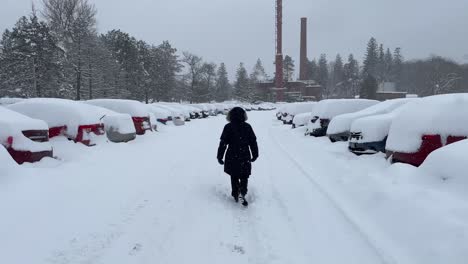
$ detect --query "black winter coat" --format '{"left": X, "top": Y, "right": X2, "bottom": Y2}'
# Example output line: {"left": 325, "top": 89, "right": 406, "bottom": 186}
{"left": 217, "top": 121, "right": 259, "bottom": 178}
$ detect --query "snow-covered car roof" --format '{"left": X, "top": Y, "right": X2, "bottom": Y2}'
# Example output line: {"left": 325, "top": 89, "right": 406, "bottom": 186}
{"left": 146, "top": 105, "right": 171, "bottom": 119}
{"left": 293, "top": 112, "right": 312, "bottom": 126}
{"left": 159, "top": 103, "right": 191, "bottom": 117}
{"left": 387, "top": 94, "right": 468, "bottom": 153}
{"left": 0, "top": 105, "right": 49, "bottom": 132}
{"left": 349, "top": 110, "right": 401, "bottom": 143}
{"left": 420, "top": 139, "right": 468, "bottom": 186}
{"left": 86, "top": 99, "right": 150, "bottom": 117}
{"left": 327, "top": 98, "right": 416, "bottom": 135}
{"left": 283, "top": 102, "right": 316, "bottom": 116}
{"left": 311, "top": 99, "right": 379, "bottom": 120}
{"left": 8, "top": 98, "right": 103, "bottom": 129}
{"left": 153, "top": 104, "right": 184, "bottom": 117}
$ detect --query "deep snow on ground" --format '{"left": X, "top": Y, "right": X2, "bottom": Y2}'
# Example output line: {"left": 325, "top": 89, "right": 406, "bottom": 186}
{"left": 1, "top": 111, "right": 467, "bottom": 264}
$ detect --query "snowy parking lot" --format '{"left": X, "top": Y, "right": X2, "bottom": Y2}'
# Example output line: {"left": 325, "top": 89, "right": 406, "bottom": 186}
{"left": 1, "top": 110, "right": 467, "bottom": 264}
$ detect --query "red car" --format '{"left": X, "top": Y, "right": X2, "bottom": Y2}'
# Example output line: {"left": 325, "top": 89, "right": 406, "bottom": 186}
{"left": 386, "top": 94, "right": 468, "bottom": 166}
{"left": 1, "top": 106, "right": 53, "bottom": 164}
{"left": 8, "top": 99, "right": 106, "bottom": 146}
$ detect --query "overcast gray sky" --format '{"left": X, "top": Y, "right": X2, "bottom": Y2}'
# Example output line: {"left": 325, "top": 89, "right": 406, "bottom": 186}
{"left": 1, "top": 0, "right": 468, "bottom": 78}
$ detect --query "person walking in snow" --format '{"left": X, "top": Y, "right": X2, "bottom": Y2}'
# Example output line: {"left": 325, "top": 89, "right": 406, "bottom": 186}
{"left": 217, "top": 107, "right": 259, "bottom": 206}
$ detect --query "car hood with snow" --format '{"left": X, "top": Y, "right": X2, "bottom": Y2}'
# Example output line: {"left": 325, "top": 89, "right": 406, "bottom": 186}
{"left": 0, "top": 106, "right": 52, "bottom": 153}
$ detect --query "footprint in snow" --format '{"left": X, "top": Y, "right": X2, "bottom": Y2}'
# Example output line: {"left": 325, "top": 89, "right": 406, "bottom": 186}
{"left": 129, "top": 243, "right": 142, "bottom": 255}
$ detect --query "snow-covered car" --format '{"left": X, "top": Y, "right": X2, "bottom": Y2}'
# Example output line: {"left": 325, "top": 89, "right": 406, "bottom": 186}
{"left": 86, "top": 99, "right": 153, "bottom": 135}
{"left": 281, "top": 102, "right": 316, "bottom": 125}
{"left": 327, "top": 98, "right": 415, "bottom": 142}
{"left": 192, "top": 104, "right": 210, "bottom": 118}
{"left": 0, "top": 106, "right": 53, "bottom": 164}
{"left": 386, "top": 94, "right": 468, "bottom": 167}
{"left": 153, "top": 104, "right": 185, "bottom": 126}
{"left": 182, "top": 104, "right": 202, "bottom": 119}
{"left": 292, "top": 112, "right": 313, "bottom": 128}
{"left": 305, "top": 99, "right": 379, "bottom": 137}
{"left": 9, "top": 98, "right": 105, "bottom": 146}
{"left": 146, "top": 105, "right": 171, "bottom": 125}
{"left": 276, "top": 103, "right": 293, "bottom": 121}
{"left": 81, "top": 104, "right": 136, "bottom": 143}
{"left": 419, "top": 139, "right": 468, "bottom": 182}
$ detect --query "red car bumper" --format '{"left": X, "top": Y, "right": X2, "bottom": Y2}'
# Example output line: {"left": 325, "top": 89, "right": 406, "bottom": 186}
{"left": 7, "top": 148, "right": 53, "bottom": 164}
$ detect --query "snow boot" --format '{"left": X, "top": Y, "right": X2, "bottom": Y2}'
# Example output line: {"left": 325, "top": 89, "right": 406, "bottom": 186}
{"left": 240, "top": 195, "right": 248, "bottom": 207}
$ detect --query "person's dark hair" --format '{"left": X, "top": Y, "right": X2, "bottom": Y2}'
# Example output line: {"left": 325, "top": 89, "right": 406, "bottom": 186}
{"left": 227, "top": 107, "right": 248, "bottom": 123}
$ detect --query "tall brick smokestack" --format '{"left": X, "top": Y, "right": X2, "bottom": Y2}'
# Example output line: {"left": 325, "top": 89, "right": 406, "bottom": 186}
{"left": 275, "top": 0, "right": 284, "bottom": 101}
{"left": 299, "top": 17, "right": 308, "bottom": 80}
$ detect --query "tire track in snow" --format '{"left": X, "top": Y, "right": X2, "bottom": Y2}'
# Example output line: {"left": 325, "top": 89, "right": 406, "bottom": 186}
{"left": 267, "top": 126, "right": 397, "bottom": 264}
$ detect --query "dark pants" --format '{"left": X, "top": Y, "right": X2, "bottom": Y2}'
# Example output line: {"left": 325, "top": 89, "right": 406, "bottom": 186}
{"left": 230, "top": 176, "right": 248, "bottom": 197}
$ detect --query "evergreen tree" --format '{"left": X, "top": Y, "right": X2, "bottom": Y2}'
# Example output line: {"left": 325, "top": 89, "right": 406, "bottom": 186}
{"left": 392, "top": 47, "right": 404, "bottom": 84}
{"left": 181, "top": 52, "right": 203, "bottom": 103}
{"left": 384, "top": 48, "right": 394, "bottom": 82}
{"left": 332, "top": 54, "right": 344, "bottom": 96}
{"left": 360, "top": 74, "right": 378, "bottom": 99}
{"left": 215, "top": 63, "right": 231, "bottom": 102}
{"left": 43, "top": 0, "right": 98, "bottom": 100}
{"left": 317, "top": 54, "right": 329, "bottom": 98}
{"left": 0, "top": 12, "right": 62, "bottom": 98}
{"left": 363, "top": 37, "right": 379, "bottom": 78}
{"left": 250, "top": 59, "right": 268, "bottom": 100}
{"left": 377, "top": 44, "right": 385, "bottom": 82}
{"left": 154, "top": 41, "right": 181, "bottom": 101}
{"left": 234, "top": 63, "right": 250, "bottom": 101}
{"left": 307, "top": 59, "right": 319, "bottom": 81}
{"left": 283, "top": 55, "right": 295, "bottom": 81}
{"left": 200, "top": 62, "right": 217, "bottom": 101}
{"left": 343, "top": 54, "right": 360, "bottom": 97}
{"left": 101, "top": 30, "right": 141, "bottom": 99}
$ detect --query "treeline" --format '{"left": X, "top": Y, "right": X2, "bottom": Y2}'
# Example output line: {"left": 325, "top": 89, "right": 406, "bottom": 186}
{"left": 300, "top": 37, "right": 468, "bottom": 99}
{"left": 0, "top": 0, "right": 262, "bottom": 103}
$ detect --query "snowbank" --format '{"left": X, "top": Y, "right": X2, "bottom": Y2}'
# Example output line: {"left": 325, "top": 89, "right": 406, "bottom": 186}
{"left": 327, "top": 98, "right": 415, "bottom": 135}
{"left": 8, "top": 98, "right": 103, "bottom": 138}
{"left": 387, "top": 94, "right": 468, "bottom": 153}
{"left": 420, "top": 139, "right": 468, "bottom": 192}
{"left": 0, "top": 145, "right": 18, "bottom": 170}
{"left": 86, "top": 99, "right": 150, "bottom": 117}
{"left": 0, "top": 106, "right": 52, "bottom": 152}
